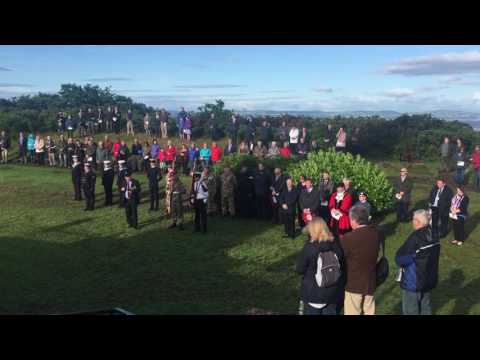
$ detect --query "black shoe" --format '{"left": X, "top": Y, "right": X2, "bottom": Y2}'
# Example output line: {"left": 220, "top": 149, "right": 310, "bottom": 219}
{"left": 168, "top": 223, "right": 177, "bottom": 229}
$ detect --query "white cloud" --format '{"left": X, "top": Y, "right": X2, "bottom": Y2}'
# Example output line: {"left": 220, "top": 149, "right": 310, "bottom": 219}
{"left": 384, "top": 51, "right": 480, "bottom": 76}
{"left": 473, "top": 92, "right": 480, "bottom": 102}
{"left": 383, "top": 88, "right": 416, "bottom": 98}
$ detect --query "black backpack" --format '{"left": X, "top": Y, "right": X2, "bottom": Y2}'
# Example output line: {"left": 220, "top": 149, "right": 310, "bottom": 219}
{"left": 315, "top": 250, "right": 341, "bottom": 288}
{"left": 376, "top": 234, "right": 389, "bottom": 288}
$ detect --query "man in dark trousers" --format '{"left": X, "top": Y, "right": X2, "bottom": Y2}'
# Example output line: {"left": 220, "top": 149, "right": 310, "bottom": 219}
{"left": 71, "top": 155, "right": 83, "bottom": 201}
{"left": 428, "top": 176, "right": 453, "bottom": 239}
{"left": 236, "top": 166, "right": 255, "bottom": 218}
{"left": 279, "top": 177, "right": 300, "bottom": 238}
{"left": 102, "top": 160, "right": 114, "bottom": 206}
{"left": 117, "top": 160, "right": 128, "bottom": 208}
{"left": 122, "top": 170, "right": 141, "bottom": 229}
{"left": 82, "top": 162, "right": 96, "bottom": 211}
{"left": 394, "top": 167, "right": 414, "bottom": 222}
{"left": 254, "top": 163, "right": 272, "bottom": 220}
{"left": 299, "top": 178, "right": 321, "bottom": 228}
{"left": 270, "top": 167, "right": 286, "bottom": 224}
{"left": 192, "top": 171, "right": 209, "bottom": 233}
{"left": 147, "top": 159, "right": 162, "bottom": 211}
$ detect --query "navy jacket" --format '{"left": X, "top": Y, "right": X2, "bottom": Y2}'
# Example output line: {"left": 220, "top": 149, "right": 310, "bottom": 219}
{"left": 254, "top": 170, "right": 271, "bottom": 196}
{"left": 395, "top": 226, "right": 440, "bottom": 293}
{"left": 279, "top": 187, "right": 299, "bottom": 215}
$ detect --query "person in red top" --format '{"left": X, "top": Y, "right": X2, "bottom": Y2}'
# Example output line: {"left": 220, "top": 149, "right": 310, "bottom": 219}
{"left": 328, "top": 182, "right": 353, "bottom": 238}
{"left": 470, "top": 144, "right": 480, "bottom": 191}
{"left": 165, "top": 140, "right": 177, "bottom": 168}
{"left": 113, "top": 138, "right": 121, "bottom": 160}
{"left": 157, "top": 146, "right": 167, "bottom": 173}
{"left": 211, "top": 142, "right": 222, "bottom": 163}
{"left": 280, "top": 141, "right": 292, "bottom": 158}
{"left": 104, "top": 135, "right": 113, "bottom": 153}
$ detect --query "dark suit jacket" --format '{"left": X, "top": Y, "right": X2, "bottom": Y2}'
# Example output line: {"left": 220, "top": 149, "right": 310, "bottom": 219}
{"left": 428, "top": 185, "right": 453, "bottom": 213}
{"left": 393, "top": 176, "right": 413, "bottom": 203}
{"left": 224, "top": 144, "right": 237, "bottom": 156}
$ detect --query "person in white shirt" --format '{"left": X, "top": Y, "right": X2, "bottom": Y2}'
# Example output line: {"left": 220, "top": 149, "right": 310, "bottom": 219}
{"left": 289, "top": 125, "right": 300, "bottom": 154}
{"left": 336, "top": 125, "right": 347, "bottom": 152}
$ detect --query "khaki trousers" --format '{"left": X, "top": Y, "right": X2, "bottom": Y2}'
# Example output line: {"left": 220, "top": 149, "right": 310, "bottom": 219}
{"left": 161, "top": 122, "right": 168, "bottom": 138}
{"left": 127, "top": 121, "right": 134, "bottom": 135}
{"left": 344, "top": 291, "right": 375, "bottom": 315}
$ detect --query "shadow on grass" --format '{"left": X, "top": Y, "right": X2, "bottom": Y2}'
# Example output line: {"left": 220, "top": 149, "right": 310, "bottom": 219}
{"left": 0, "top": 216, "right": 299, "bottom": 315}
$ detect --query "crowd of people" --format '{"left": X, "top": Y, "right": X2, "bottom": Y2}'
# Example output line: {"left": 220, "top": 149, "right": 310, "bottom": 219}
{"left": 0, "top": 107, "right": 478, "bottom": 316}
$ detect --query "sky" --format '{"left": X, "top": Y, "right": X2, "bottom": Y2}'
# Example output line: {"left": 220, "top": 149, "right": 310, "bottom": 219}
{"left": 2, "top": 45, "right": 480, "bottom": 112}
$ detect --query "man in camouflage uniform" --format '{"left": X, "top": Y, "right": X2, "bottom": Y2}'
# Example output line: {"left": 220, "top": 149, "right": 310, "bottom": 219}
{"left": 167, "top": 171, "right": 187, "bottom": 230}
{"left": 220, "top": 166, "right": 237, "bottom": 216}
{"left": 205, "top": 167, "right": 218, "bottom": 216}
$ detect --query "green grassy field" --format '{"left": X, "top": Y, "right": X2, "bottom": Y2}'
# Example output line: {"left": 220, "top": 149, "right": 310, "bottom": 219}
{"left": 0, "top": 152, "right": 479, "bottom": 314}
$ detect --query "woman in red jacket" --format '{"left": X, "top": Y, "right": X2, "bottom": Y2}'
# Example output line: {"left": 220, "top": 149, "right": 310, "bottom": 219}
{"left": 280, "top": 141, "right": 292, "bottom": 158}
{"left": 328, "top": 182, "right": 352, "bottom": 238}
{"left": 157, "top": 146, "right": 167, "bottom": 173}
{"left": 211, "top": 142, "right": 222, "bottom": 163}
{"left": 113, "top": 138, "right": 121, "bottom": 160}
{"left": 165, "top": 140, "right": 177, "bottom": 168}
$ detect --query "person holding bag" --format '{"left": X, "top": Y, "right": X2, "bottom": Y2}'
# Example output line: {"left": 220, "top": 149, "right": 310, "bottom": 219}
{"left": 450, "top": 186, "right": 469, "bottom": 246}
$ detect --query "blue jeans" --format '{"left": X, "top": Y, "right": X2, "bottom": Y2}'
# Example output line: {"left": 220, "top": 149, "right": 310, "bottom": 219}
{"left": 402, "top": 290, "right": 432, "bottom": 315}
{"left": 455, "top": 167, "right": 465, "bottom": 185}
{"left": 475, "top": 170, "right": 480, "bottom": 189}
{"left": 304, "top": 303, "right": 337, "bottom": 315}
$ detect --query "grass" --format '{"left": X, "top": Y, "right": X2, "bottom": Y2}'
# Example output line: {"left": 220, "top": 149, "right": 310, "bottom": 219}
{"left": 0, "top": 136, "right": 479, "bottom": 314}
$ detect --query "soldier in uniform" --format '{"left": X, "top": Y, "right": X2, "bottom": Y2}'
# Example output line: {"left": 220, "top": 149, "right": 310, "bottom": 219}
{"left": 147, "top": 158, "right": 162, "bottom": 211}
{"left": 236, "top": 166, "right": 255, "bottom": 218}
{"left": 167, "top": 170, "right": 187, "bottom": 230}
{"left": 220, "top": 166, "right": 237, "bottom": 216}
{"left": 117, "top": 160, "right": 128, "bottom": 208}
{"left": 82, "top": 162, "right": 96, "bottom": 211}
{"left": 71, "top": 155, "right": 83, "bottom": 201}
{"left": 102, "top": 160, "right": 114, "bottom": 206}
{"left": 204, "top": 167, "right": 218, "bottom": 216}
{"left": 122, "top": 170, "right": 141, "bottom": 229}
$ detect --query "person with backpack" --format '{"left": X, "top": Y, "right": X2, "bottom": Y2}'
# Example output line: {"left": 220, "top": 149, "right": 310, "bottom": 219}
{"left": 395, "top": 209, "right": 440, "bottom": 315}
{"left": 296, "top": 217, "right": 344, "bottom": 315}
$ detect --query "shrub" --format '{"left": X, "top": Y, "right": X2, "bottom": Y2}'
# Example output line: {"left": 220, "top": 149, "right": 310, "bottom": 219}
{"left": 286, "top": 149, "right": 395, "bottom": 212}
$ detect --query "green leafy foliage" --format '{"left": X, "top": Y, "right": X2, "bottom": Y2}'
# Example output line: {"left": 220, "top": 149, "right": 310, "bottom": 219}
{"left": 287, "top": 149, "right": 395, "bottom": 212}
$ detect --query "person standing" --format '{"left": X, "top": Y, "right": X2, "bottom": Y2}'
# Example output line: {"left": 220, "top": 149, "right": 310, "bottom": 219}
{"left": 188, "top": 142, "right": 200, "bottom": 173}
{"left": 82, "top": 163, "right": 96, "bottom": 211}
{"left": 66, "top": 138, "right": 76, "bottom": 168}
{"left": 340, "top": 205, "right": 380, "bottom": 315}
{"left": 143, "top": 112, "right": 151, "bottom": 137}
{"left": 428, "top": 176, "right": 453, "bottom": 239}
{"left": 236, "top": 166, "right": 255, "bottom": 218}
{"left": 453, "top": 146, "right": 468, "bottom": 185}
{"left": 204, "top": 167, "right": 218, "bottom": 216}
{"left": 258, "top": 120, "right": 270, "bottom": 146}
{"left": 224, "top": 138, "right": 237, "bottom": 156}
{"left": 318, "top": 171, "right": 334, "bottom": 224}
{"left": 179, "top": 144, "right": 189, "bottom": 175}
{"left": 57, "top": 134, "right": 67, "bottom": 168}
{"left": 245, "top": 116, "right": 256, "bottom": 149}
{"left": 439, "top": 136, "right": 452, "bottom": 173}
{"left": 46, "top": 135, "right": 56, "bottom": 167}
{"left": 192, "top": 171, "right": 209, "bottom": 233}
{"left": 126, "top": 108, "right": 134, "bottom": 136}
{"left": 65, "top": 114, "right": 75, "bottom": 138}
{"left": 280, "top": 177, "right": 300, "bottom": 238}
{"left": 177, "top": 107, "right": 187, "bottom": 139}
{"left": 105, "top": 106, "right": 113, "bottom": 133}
{"left": 270, "top": 168, "right": 285, "bottom": 224}
{"left": 227, "top": 115, "right": 239, "bottom": 145}
{"left": 18, "top": 131, "right": 27, "bottom": 164}
{"left": 471, "top": 145, "right": 480, "bottom": 191}
{"left": 183, "top": 114, "right": 192, "bottom": 141}
{"left": 323, "top": 124, "right": 334, "bottom": 148}
{"left": 450, "top": 186, "right": 469, "bottom": 246}
{"left": 122, "top": 171, "right": 141, "bottom": 229}
{"left": 147, "top": 159, "right": 162, "bottom": 211}
{"left": 395, "top": 209, "right": 440, "bottom": 315}
{"left": 278, "top": 120, "right": 288, "bottom": 144}
{"left": 117, "top": 160, "right": 128, "bottom": 208}
{"left": 86, "top": 108, "right": 95, "bottom": 136}
{"left": 96, "top": 107, "right": 104, "bottom": 133}
{"left": 153, "top": 111, "right": 161, "bottom": 138}
{"left": 211, "top": 142, "right": 222, "bottom": 164}
{"left": 297, "top": 137, "right": 308, "bottom": 158}
{"left": 27, "top": 133, "right": 35, "bottom": 164}
{"left": 280, "top": 142, "right": 292, "bottom": 158}
{"left": 160, "top": 109, "right": 168, "bottom": 138}
{"left": 207, "top": 113, "right": 216, "bottom": 140}
{"left": 112, "top": 106, "right": 121, "bottom": 135}
{"left": 71, "top": 155, "right": 83, "bottom": 201}
{"left": 35, "top": 135, "right": 45, "bottom": 165}
{"left": 394, "top": 167, "right": 413, "bottom": 222}
{"left": 328, "top": 183, "right": 353, "bottom": 238}
{"left": 130, "top": 139, "right": 143, "bottom": 172}
{"left": 199, "top": 143, "right": 211, "bottom": 168}
{"left": 289, "top": 124, "right": 300, "bottom": 154}
{"left": 296, "top": 218, "right": 345, "bottom": 315}
{"left": 267, "top": 141, "right": 280, "bottom": 158}
{"left": 167, "top": 171, "right": 187, "bottom": 230}
{"left": 253, "top": 140, "right": 267, "bottom": 159}
{"left": 220, "top": 166, "right": 237, "bottom": 217}
{"left": 335, "top": 125, "right": 347, "bottom": 152}
{"left": 95, "top": 141, "right": 108, "bottom": 172}
{"left": 299, "top": 178, "right": 321, "bottom": 227}
{"left": 165, "top": 141, "right": 177, "bottom": 169}
{"left": 0, "top": 130, "right": 9, "bottom": 164}
{"left": 102, "top": 160, "right": 114, "bottom": 206}
{"left": 254, "top": 163, "right": 272, "bottom": 220}
{"left": 355, "top": 192, "right": 372, "bottom": 217}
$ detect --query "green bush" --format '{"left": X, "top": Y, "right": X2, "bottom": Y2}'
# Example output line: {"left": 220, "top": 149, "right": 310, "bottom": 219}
{"left": 286, "top": 149, "right": 395, "bottom": 212}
